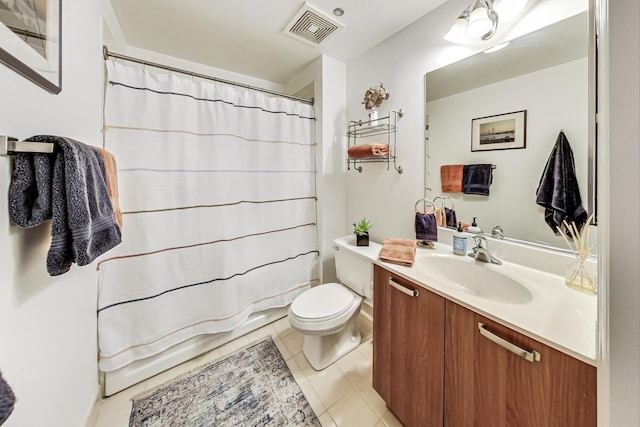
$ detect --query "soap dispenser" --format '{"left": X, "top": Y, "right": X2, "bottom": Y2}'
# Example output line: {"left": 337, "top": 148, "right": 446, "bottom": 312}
{"left": 453, "top": 222, "right": 467, "bottom": 256}
{"left": 467, "top": 217, "right": 482, "bottom": 234}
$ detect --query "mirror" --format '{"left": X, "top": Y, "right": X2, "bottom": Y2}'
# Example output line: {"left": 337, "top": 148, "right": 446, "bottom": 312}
{"left": 425, "top": 11, "right": 594, "bottom": 250}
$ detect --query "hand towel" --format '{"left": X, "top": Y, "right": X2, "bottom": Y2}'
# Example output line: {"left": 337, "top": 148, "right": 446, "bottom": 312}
{"left": 9, "top": 135, "right": 122, "bottom": 275}
{"left": 0, "top": 370, "right": 15, "bottom": 425}
{"left": 440, "top": 165, "right": 463, "bottom": 193}
{"left": 95, "top": 147, "right": 123, "bottom": 229}
{"left": 535, "top": 131, "right": 588, "bottom": 233}
{"left": 8, "top": 150, "right": 56, "bottom": 227}
{"left": 435, "top": 208, "right": 446, "bottom": 227}
{"left": 378, "top": 238, "right": 417, "bottom": 267}
{"left": 462, "top": 164, "right": 493, "bottom": 196}
{"left": 445, "top": 207, "right": 457, "bottom": 228}
{"left": 347, "top": 143, "right": 389, "bottom": 159}
{"left": 415, "top": 212, "right": 438, "bottom": 242}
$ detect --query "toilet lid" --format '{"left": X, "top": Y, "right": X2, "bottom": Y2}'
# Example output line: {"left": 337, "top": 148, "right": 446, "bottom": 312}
{"left": 291, "top": 283, "right": 355, "bottom": 321}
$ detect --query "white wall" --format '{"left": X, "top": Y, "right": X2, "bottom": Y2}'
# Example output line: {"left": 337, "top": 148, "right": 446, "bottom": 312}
{"left": 285, "top": 56, "right": 348, "bottom": 283}
{"left": 427, "top": 58, "right": 588, "bottom": 247}
{"left": 0, "top": 1, "right": 103, "bottom": 426}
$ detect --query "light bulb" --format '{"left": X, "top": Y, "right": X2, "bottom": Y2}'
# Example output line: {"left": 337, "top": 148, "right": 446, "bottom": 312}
{"left": 444, "top": 17, "right": 468, "bottom": 43}
{"left": 466, "top": 5, "right": 493, "bottom": 38}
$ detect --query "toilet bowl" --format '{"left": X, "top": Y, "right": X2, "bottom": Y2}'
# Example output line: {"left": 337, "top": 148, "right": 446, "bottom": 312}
{"left": 288, "top": 236, "right": 372, "bottom": 370}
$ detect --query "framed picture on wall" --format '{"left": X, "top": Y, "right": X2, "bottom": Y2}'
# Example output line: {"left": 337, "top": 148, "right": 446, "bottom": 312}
{"left": 471, "top": 110, "right": 527, "bottom": 152}
{"left": 0, "top": 0, "right": 61, "bottom": 94}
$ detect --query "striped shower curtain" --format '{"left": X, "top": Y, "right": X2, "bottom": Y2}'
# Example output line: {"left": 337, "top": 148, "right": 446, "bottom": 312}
{"left": 98, "top": 61, "right": 318, "bottom": 372}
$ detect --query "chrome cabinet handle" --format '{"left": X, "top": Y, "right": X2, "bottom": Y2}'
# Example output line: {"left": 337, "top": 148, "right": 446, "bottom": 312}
{"left": 478, "top": 322, "right": 541, "bottom": 362}
{"left": 388, "top": 278, "right": 419, "bottom": 297}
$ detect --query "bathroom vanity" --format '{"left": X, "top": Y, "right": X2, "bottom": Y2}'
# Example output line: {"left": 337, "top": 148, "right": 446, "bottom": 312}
{"left": 335, "top": 235, "right": 597, "bottom": 427}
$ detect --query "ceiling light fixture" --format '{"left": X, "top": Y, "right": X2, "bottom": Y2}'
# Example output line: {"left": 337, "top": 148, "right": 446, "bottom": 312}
{"left": 444, "top": 0, "right": 527, "bottom": 44}
{"left": 333, "top": 8, "right": 344, "bottom": 17}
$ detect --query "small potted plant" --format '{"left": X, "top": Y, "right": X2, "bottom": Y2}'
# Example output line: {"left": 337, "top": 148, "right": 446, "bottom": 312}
{"left": 353, "top": 217, "right": 372, "bottom": 246}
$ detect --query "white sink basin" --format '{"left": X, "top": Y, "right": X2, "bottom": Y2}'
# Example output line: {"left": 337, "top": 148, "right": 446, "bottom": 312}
{"left": 414, "top": 255, "right": 533, "bottom": 304}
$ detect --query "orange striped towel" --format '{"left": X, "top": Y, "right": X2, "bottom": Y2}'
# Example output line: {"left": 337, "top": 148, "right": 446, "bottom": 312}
{"left": 441, "top": 165, "right": 463, "bottom": 193}
{"left": 348, "top": 143, "right": 389, "bottom": 159}
{"left": 378, "top": 238, "right": 417, "bottom": 267}
{"left": 95, "top": 147, "right": 123, "bottom": 229}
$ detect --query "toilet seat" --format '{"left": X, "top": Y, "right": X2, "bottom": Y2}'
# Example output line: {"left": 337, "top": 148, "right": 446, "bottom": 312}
{"left": 290, "top": 283, "right": 354, "bottom": 322}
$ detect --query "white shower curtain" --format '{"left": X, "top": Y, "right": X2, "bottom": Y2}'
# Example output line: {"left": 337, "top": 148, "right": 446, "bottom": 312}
{"left": 98, "top": 61, "right": 318, "bottom": 372}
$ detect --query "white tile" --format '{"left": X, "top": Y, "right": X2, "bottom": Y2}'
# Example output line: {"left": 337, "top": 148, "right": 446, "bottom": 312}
{"left": 298, "top": 378, "right": 327, "bottom": 417}
{"left": 281, "top": 330, "right": 305, "bottom": 356}
{"left": 94, "top": 394, "right": 133, "bottom": 427}
{"left": 318, "top": 411, "right": 337, "bottom": 427}
{"left": 273, "top": 335, "right": 293, "bottom": 360}
{"left": 380, "top": 410, "right": 404, "bottom": 427}
{"left": 327, "top": 388, "right": 381, "bottom": 427}
{"left": 216, "top": 335, "right": 250, "bottom": 357}
{"left": 246, "top": 324, "right": 278, "bottom": 343}
{"left": 308, "top": 364, "right": 356, "bottom": 409}
{"left": 273, "top": 316, "right": 295, "bottom": 337}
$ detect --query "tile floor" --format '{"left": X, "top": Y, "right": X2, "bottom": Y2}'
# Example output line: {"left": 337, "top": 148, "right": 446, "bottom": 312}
{"left": 88, "top": 314, "right": 402, "bottom": 427}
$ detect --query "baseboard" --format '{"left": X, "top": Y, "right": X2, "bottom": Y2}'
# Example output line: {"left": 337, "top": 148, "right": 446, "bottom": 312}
{"left": 83, "top": 384, "right": 101, "bottom": 427}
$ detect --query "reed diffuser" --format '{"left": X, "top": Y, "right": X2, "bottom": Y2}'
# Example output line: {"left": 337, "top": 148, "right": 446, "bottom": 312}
{"left": 557, "top": 214, "right": 596, "bottom": 294}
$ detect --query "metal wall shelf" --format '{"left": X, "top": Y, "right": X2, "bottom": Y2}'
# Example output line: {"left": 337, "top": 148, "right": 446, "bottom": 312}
{"left": 347, "top": 109, "right": 403, "bottom": 173}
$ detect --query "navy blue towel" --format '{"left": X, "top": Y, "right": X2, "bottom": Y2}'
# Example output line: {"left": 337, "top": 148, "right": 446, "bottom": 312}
{"left": 415, "top": 212, "right": 438, "bottom": 242}
{"left": 445, "top": 207, "right": 457, "bottom": 228}
{"left": 536, "top": 131, "right": 588, "bottom": 232}
{"left": 462, "top": 164, "right": 493, "bottom": 196}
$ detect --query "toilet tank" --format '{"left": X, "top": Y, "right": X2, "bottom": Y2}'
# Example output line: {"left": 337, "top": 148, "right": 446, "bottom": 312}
{"left": 334, "top": 237, "right": 373, "bottom": 299}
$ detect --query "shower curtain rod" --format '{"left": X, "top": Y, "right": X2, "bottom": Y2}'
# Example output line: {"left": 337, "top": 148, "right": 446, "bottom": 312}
{"left": 102, "top": 46, "right": 314, "bottom": 105}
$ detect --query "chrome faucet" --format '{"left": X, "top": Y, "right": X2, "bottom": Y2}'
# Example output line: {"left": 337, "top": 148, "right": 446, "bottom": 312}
{"left": 491, "top": 225, "right": 504, "bottom": 239}
{"left": 468, "top": 236, "right": 502, "bottom": 265}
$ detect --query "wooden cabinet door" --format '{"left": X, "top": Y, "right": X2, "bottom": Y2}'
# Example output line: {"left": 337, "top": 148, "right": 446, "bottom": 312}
{"left": 373, "top": 265, "right": 445, "bottom": 427}
{"left": 445, "top": 301, "right": 597, "bottom": 427}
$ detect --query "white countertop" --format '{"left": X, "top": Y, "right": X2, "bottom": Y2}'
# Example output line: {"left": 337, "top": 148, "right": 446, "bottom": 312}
{"left": 336, "top": 235, "right": 597, "bottom": 366}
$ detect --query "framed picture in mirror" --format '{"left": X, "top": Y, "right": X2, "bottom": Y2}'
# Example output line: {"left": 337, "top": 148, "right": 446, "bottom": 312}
{"left": 471, "top": 110, "right": 526, "bottom": 152}
{"left": 0, "top": 0, "right": 62, "bottom": 94}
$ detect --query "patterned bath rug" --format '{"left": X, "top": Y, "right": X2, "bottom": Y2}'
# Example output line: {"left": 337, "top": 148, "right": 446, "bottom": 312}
{"left": 129, "top": 337, "right": 320, "bottom": 426}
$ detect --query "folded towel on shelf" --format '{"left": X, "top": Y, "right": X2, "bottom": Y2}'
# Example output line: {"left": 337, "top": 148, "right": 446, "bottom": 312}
{"left": 415, "top": 212, "right": 438, "bottom": 242}
{"left": 440, "top": 165, "right": 463, "bottom": 193}
{"left": 9, "top": 135, "right": 122, "bottom": 276}
{"left": 445, "top": 207, "right": 457, "bottom": 228}
{"left": 347, "top": 143, "right": 389, "bottom": 159}
{"left": 535, "top": 131, "right": 588, "bottom": 233}
{"left": 8, "top": 150, "right": 56, "bottom": 227}
{"left": 378, "top": 238, "right": 417, "bottom": 267}
{"left": 95, "top": 147, "right": 123, "bottom": 229}
{"left": 462, "top": 164, "right": 493, "bottom": 196}
{"left": 0, "top": 370, "right": 16, "bottom": 425}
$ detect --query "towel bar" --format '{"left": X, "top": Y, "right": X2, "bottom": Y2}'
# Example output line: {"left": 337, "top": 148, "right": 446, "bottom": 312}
{"left": 0, "top": 135, "right": 55, "bottom": 156}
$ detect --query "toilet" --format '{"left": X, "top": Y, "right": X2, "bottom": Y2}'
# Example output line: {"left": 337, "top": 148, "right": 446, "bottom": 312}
{"left": 288, "top": 236, "right": 373, "bottom": 370}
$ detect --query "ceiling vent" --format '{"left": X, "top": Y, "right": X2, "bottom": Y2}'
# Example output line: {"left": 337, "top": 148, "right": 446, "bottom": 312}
{"left": 283, "top": 3, "right": 344, "bottom": 46}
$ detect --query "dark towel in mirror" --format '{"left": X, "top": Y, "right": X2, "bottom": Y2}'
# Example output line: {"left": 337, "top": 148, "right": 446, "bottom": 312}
{"left": 415, "top": 212, "right": 438, "bottom": 242}
{"left": 536, "top": 131, "right": 588, "bottom": 232}
{"left": 0, "top": 370, "right": 15, "bottom": 425}
{"left": 462, "top": 164, "right": 493, "bottom": 196}
{"left": 445, "top": 207, "right": 457, "bottom": 228}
